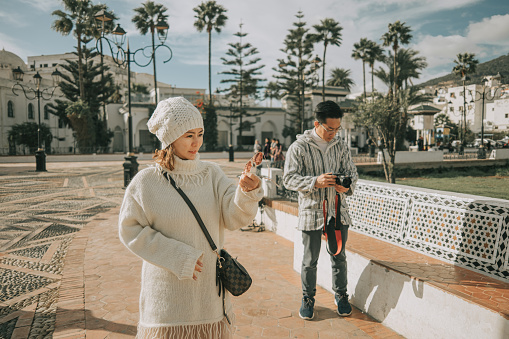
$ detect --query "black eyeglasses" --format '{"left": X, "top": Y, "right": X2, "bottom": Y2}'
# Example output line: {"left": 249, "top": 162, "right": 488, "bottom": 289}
{"left": 319, "top": 123, "right": 343, "bottom": 133}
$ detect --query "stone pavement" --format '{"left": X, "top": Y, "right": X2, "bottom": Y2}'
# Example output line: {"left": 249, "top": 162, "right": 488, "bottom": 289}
{"left": 0, "top": 159, "right": 403, "bottom": 339}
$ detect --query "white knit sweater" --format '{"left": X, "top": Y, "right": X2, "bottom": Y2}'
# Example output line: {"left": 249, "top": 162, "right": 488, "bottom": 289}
{"left": 118, "top": 155, "right": 263, "bottom": 338}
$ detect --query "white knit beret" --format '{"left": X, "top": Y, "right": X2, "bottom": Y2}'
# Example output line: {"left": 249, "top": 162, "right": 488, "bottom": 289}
{"left": 147, "top": 97, "right": 204, "bottom": 148}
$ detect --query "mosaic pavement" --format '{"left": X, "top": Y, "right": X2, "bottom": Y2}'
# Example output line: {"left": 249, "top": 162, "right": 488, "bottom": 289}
{"left": 0, "top": 166, "right": 125, "bottom": 339}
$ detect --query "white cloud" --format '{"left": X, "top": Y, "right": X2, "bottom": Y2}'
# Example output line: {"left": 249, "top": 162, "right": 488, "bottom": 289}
{"left": 413, "top": 34, "right": 483, "bottom": 69}
{"left": 19, "top": 0, "right": 61, "bottom": 12}
{"left": 466, "top": 14, "right": 509, "bottom": 45}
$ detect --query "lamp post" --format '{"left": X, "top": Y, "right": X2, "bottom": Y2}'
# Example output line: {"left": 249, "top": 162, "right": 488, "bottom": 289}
{"left": 95, "top": 11, "right": 172, "bottom": 187}
{"left": 468, "top": 78, "right": 503, "bottom": 159}
{"left": 459, "top": 75, "right": 470, "bottom": 155}
{"left": 12, "top": 66, "right": 62, "bottom": 171}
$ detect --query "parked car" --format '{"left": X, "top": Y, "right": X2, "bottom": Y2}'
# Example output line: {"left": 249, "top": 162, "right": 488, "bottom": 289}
{"left": 496, "top": 139, "right": 509, "bottom": 148}
{"left": 473, "top": 138, "right": 497, "bottom": 148}
{"left": 451, "top": 140, "right": 461, "bottom": 148}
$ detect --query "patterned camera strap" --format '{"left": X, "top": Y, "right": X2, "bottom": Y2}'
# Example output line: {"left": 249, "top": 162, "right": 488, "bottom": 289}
{"left": 322, "top": 193, "right": 343, "bottom": 256}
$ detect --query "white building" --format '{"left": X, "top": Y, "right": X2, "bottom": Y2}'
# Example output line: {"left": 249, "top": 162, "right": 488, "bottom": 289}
{"left": 434, "top": 74, "right": 509, "bottom": 137}
{"left": 280, "top": 86, "right": 365, "bottom": 151}
{"left": 0, "top": 49, "right": 74, "bottom": 154}
{"left": 1, "top": 49, "right": 291, "bottom": 154}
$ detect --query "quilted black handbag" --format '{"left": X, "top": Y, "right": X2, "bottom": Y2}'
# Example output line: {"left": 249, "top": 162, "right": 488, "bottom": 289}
{"left": 216, "top": 248, "right": 252, "bottom": 296}
{"left": 163, "top": 172, "right": 252, "bottom": 322}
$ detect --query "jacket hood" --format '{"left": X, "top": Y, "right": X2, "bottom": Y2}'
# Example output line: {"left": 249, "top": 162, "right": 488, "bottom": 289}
{"left": 295, "top": 128, "right": 340, "bottom": 148}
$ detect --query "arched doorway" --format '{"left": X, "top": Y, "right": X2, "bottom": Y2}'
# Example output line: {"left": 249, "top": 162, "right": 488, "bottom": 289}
{"left": 261, "top": 121, "right": 277, "bottom": 143}
{"left": 112, "top": 126, "right": 124, "bottom": 152}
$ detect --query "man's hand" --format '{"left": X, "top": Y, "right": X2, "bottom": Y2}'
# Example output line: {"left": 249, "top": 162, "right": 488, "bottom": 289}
{"left": 315, "top": 173, "right": 350, "bottom": 193}
{"left": 315, "top": 173, "right": 337, "bottom": 188}
{"left": 334, "top": 184, "right": 349, "bottom": 194}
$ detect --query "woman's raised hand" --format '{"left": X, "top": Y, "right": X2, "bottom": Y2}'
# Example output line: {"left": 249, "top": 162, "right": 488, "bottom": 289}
{"left": 239, "top": 172, "right": 260, "bottom": 192}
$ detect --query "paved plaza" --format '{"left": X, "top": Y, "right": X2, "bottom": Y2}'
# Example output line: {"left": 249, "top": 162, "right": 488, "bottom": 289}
{"left": 0, "top": 159, "right": 402, "bottom": 339}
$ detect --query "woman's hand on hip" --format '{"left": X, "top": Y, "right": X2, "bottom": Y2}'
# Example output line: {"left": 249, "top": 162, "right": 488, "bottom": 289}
{"left": 193, "top": 257, "right": 203, "bottom": 281}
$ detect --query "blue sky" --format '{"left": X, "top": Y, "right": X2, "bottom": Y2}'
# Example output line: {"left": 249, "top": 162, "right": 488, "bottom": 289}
{"left": 1, "top": 0, "right": 508, "bottom": 99}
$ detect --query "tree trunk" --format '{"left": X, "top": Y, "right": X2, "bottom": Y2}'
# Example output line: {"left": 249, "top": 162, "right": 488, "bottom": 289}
{"left": 238, "top": 66, "right": 243, "bottom": 149}
{"left": 371, "top": 63, "right": 375, "bottom": 99}
{"left": 393, "top": 45, "right": 398, "bottom": 100}
{"left": 77, "top": 33, "right": 85, "bottom": 100}
{"left": 362, "top": 61, "right": 366, "bottom": 101}
{"left": 322, "top": 43, "right": 327, "bottom": 102}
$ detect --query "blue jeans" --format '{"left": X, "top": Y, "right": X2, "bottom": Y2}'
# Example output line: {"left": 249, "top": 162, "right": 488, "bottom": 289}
{"left": 301, "top": 227, "right": 348, "bottom": 298}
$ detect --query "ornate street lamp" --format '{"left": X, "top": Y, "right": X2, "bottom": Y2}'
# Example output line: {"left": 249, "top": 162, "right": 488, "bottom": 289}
{"left": 468, "top": 77, "right": 503, "bottom": 159}
{"left": 95, "top": 10, "right": 172, "bottom": 187}
{"left": 12, "top": 67, "right": 62, "bottom": 171}
{"left": 459, "top": 75, "right": 470, "bottom": 155}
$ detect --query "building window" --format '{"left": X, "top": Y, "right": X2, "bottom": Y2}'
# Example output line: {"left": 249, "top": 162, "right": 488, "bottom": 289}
{"left": 58, "top": 118, "right": 64, "bottom": 128}
{"left": 450, "top": 92, "right": 456, "bottom": 98}
{"left": 458, "top": 106, "right": 463, "bottom": 112}
{"left": 7, "top": 100, "right": 14, "bottom": 117}
{"left": 505, "top": 113, "right": 508, "bottom": 119}
{"left": 28, "top": 103, "right": 34, "bottom": 119}
{"left": 449, "top": 107, "right": 454, "bottom": 112}
{"left": 44, "top": 105, "right": 49, "bottom": 120}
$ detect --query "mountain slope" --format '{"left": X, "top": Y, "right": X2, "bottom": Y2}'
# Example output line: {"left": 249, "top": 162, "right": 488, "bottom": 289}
{"left": 417, "top": 54, "right": 509, "bottom": 88}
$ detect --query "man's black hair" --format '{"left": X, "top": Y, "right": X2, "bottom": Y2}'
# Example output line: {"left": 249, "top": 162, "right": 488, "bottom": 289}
{"left": 314, "top": 100, "right": 343, "bottom": 123}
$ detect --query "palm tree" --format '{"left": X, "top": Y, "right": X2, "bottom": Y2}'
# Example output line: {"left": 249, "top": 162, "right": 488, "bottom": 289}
{"left": 326, "top": 68, "right": 354, "bottom": 92}
{"left": 309, "top": 18, "right": 343, "bottom": 101}
{"left": 364, "top": 40, "right": 385, "bottom": 98}
{"left": 375, "top": 48, "right": 427, "bottom": 90}
{"left": 398, "top": 48, "right": 427, "bottom": 88}
{"left": 452, "top": 52, "right": 479, "bottom": 147}
{"left": 352, "top": 38, "right": 370, "bottom": 100}
{"left": 193, "top": 1, "right": 228, "bottom": 105}
{"left": 132, "top": 1, "right": 169, "bottom": 105}
{"left": 52, "top": 0, "right": 106, "bottom": 100}
{"left": 381, "top": 20, "right": 412, "bottom": 98}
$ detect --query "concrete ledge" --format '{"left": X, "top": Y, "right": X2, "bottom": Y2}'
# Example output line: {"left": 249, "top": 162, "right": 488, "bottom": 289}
{"left": 490, "top": 149, "right": 509, "bottom": 159}
{"left": 377, "top": 150, "right": 443, "bottom": 164}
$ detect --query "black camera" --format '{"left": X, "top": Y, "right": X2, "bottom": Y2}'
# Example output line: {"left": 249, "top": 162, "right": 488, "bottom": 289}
{"left": 333, "top": 174, "right": 352, "bottom": 188}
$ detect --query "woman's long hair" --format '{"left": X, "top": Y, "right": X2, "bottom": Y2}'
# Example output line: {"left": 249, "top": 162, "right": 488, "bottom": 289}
{"left": 153, "top": 145, "right": 176, "bottom": 171}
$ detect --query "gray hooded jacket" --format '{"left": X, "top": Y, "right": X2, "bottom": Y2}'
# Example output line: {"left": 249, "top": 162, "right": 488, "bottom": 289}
{"left": 283, "top": 129, "right": 358, "bottom": 231}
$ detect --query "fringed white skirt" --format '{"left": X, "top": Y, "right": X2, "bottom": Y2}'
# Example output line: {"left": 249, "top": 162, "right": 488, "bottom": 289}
{"left": 136, "top": 316, "right": 233, "bottom": 339}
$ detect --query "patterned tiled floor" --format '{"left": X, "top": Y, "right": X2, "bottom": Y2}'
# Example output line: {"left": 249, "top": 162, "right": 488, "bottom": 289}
{"left": 6, "top": 157, "right": 507, "bottom": 338}
{"left": 0, "top": 159, "right": 404, "bottom": 338}
{"left": 0, "top": 163, "right": 127, "bottom": 339}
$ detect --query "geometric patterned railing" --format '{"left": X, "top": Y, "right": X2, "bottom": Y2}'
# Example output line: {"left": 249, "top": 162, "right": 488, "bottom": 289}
{"left": 349, "top": 180, "right": 509, "bottom": 281}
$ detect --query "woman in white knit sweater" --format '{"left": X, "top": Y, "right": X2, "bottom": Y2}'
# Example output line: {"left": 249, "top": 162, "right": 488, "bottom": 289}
{"left": 118, "top": 97, "right": 263, "bottom": 338}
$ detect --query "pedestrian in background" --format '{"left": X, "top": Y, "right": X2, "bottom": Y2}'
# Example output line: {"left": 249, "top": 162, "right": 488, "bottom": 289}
{"left": 263, "top": 138, "right": 271, "bottom": 160}
{"left": 253, "top": 139, "right": 262, "bottom": 153}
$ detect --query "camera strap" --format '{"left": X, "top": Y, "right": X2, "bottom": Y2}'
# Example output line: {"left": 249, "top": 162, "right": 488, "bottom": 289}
{"left": 322, "top": 192, "right": 343, "bottom": 256}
